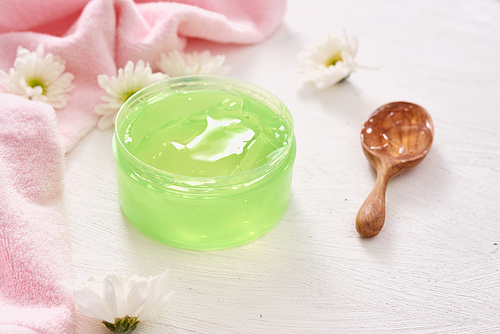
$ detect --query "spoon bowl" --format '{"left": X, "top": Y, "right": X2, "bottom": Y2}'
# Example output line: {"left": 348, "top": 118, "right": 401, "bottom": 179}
{"left": 356, "top": 102, "right": 434, "bottom": 237}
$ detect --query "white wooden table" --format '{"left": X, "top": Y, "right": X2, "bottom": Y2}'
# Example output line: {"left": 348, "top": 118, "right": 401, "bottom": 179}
{"left": 64, "top": 0, "right": 500, "bottom": 332}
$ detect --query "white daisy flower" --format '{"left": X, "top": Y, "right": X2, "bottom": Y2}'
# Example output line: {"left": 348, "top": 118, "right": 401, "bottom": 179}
{"left": 95, "top": 60, "right": 168, "bottom": 130}
{"left": 157, "top": 50, "right": 230, "bottom": 77}
{"left": 66, "top": 270, "right": 174, "bottom": 333}
{"left": 0, "top": 44, "right": 74, "bottom": 109}
{"left": 298, "top": 31, "right": 359, "bottom": 89}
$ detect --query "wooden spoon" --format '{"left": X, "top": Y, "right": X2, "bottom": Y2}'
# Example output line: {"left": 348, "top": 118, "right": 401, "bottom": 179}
{"left": 356, "top": 102, "right": 434, "bottom": 238}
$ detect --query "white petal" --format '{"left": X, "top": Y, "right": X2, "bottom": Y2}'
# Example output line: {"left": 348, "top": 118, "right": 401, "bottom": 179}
{"left": 98, "top": 74, "right": 112, "bottom": 89}
{"left": 135, "top": 60, "right": 145, "bottom": 73}
{"left": 123, "top": 60, "right": 135, "bottom": 74}
{"left": 157, "top": 50, "right": 228, "bottom": 77}
{"left": 103, "top": 278, "right": 119, "bottom": 318}
{"left": 98, "top": 113, "right": 116, "bottom": 130}
{"left": 73, "top": 289, "right": 115, "bottom": 323}
{"left": 95, "top": 103, "right": 116, "bottom": 115}
{"left": 35, "top": 44, "right": 45, "bottom": 57}
{"left": 140, "top": 270, "right": 171, "bottom": 318}
{"left": 138, "top": 291, "right": 174, "bottom": 321}
{"left": 103, "top": 274, "right": 127, "bottom": 318}
{"left": 5, "top": 45, "right": 73, "bottom": 109}
{"left": 298, "top": 31, "right": 358, "bottom": 89}
{"left": 32, "top": 86, "right": 44, "bottom": 95}
{"left": 126, "top": 278, "right": 150, "bottom": 317}
{"left": 96, "top": 60, "right": 166, "bottom": 117}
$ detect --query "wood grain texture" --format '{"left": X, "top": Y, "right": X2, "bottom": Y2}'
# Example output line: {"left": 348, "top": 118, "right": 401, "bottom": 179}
{"left": 64, "top": 0, "right": 500, "bottom": 332}
{"left": 356, "top": 102, "right": 434, "bottom": 237}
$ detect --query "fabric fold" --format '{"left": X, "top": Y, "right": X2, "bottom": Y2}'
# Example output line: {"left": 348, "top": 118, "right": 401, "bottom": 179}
{"left": 0, "top": 0, "right": 286, "bottom": 333}
{"left": 0, "top": 95, "right": 73, "bottom": 334}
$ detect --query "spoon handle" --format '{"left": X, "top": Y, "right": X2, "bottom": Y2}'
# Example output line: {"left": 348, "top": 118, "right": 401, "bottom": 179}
{"left": 356, "top": 170, "right": 391, "bottom": 237}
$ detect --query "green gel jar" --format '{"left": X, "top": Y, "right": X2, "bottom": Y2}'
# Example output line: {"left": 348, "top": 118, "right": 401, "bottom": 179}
{"left": 113, "top": 76, "right": 296, "bottom": 250}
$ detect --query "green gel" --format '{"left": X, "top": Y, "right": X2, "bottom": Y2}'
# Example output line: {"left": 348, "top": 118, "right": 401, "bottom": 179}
{"left": 113, "top": 76, "right": 296, "bottom": 250}
{"left": 123, "top": 91, "right": 289, "bottom": 176}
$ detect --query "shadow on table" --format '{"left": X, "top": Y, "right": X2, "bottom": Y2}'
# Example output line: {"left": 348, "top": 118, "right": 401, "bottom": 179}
{"left": 296, "top": 79, "right": 376, "bottom": 123}
{"left": 355, "top": 143, "right": 452, "bottom": 259}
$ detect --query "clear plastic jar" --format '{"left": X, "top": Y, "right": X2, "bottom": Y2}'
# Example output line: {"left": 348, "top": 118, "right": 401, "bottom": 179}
{"left": 113, "top": 76, "right": 296, "bottom": 250}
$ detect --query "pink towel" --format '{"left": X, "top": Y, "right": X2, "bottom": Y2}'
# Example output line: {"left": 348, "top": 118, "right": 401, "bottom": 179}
{"left": 0, "top": 95, "right": 72, "bottom": 333}
{"left": 0, "top": 0, "right": 286, "bottom": 333}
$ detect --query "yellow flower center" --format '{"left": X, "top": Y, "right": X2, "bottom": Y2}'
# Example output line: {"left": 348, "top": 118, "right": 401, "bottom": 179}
{"left": 325, "top": 52, "right": 343, "bottom": 67}
{"left": 121, "top": 90, "right": 138, "bottom": 103}
{"left": 26, "top": 77, "right": 46, "bottom": 94}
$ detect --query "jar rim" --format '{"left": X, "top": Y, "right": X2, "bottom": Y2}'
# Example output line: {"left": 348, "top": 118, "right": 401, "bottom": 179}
{"left": 113, "top": 75, "right": 295, "bottom": 188}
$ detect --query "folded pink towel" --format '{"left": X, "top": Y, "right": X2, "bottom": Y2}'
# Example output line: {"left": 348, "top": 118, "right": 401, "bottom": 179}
{"left": 0, "top": 0, "right": 286, "bottom": 333}
{"left": 0, "top": 0, "right": 286, "bottom": 152}
{"left": 0, "top": 94, "right": 72, "bottom": 333}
